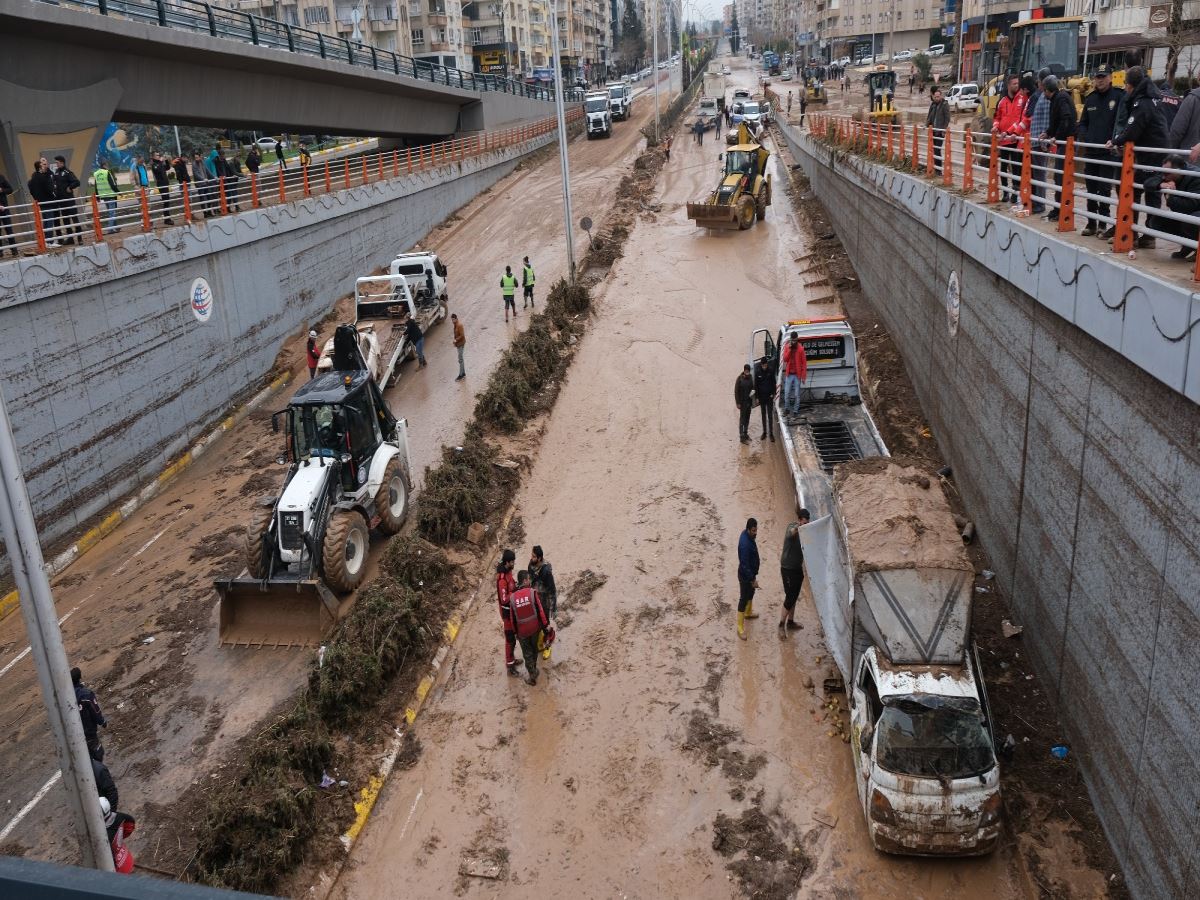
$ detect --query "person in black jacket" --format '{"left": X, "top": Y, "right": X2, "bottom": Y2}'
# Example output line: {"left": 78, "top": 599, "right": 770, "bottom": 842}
{"left": 753, "top": 355, "right": 776, "bottom": 441}
{"left": 92, "top": 756, "right": 118, "bottom": 810}
{"left": 1044, "top": 76, "right": 1078, "bottom": 223}
{"left": 1110, "top": 66, "right": 1170, "bottom": 248}
{"left": 1149, "top": 156, "right": 1200, "bottom": 260}
{"left": 0, "top": 172, "right": 17, "bottom": 255}
{"left": 1077, "top": 65, "right": 1121, "bottom": 237}
{"left": 28, "top": 159, "right": 59, "bottom": 248}
{"left": 404, "top": 315, "right": 426, "bottom": 367}
{"left": 734, "top": 364, "right": 754, "bottom": 444}
{"left": 150, "top": 152, "right": 173, "bottom": 225}
{"left": 50, "top": 156, "right": 81, "bottom": 245}
{"left": 926, "top": 87, "right": 951, "bottom": 174}
{"left": 72, "top": 666, "right": 108, "bottom": 761}
{"left": 221, "top": 153, "right": 243, "bottom": 212}
{"left": 245, "top": 146, "right": 261, "bottom": 176}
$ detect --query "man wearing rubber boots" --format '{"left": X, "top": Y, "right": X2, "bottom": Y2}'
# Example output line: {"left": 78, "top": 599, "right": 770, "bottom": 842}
{"left": 736, "top": 518, "right": 761, "bottom": 639}
{"left": 510, "top": 570, "right": 552, "bottom": 685}
{"left": 496, "top": 549, "right": 519, "bottom": 676}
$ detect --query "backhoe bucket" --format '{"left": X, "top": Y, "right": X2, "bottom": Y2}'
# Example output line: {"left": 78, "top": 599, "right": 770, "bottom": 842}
{"left": 215, "top": 575, "right": 340, "bottom": 648}
{"left": 686, "top": 202, "right": 739, "bottom": 229}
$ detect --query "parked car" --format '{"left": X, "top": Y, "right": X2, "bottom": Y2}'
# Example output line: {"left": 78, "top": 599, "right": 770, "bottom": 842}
{"left": 781, "top": 71, "right": 793, "bottom": 81}
{"left": 248, "top": 136, "right": 284, "bottom": 151}
{"left": 946, "top": 82, "right": 981, "bottom": 112}
{"left": 893, "top": 50, "right": 913, "bottom": 62}
{"left": 927, "top": 44, "right": 946, "bottom": 57}
{"left": 722, "top": 66, "right": 732, "bottom": 75}
{"left": 838, "top": 56, "right": 852, "bottom": 67}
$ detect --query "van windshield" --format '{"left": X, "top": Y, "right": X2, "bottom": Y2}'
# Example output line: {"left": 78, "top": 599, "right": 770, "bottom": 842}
{"left": 876, "top": 695, "right": 994, "bottom": 780}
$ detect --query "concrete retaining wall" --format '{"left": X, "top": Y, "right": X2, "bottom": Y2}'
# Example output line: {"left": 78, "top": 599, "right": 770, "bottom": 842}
{"left": 0, "top": 130, "right": 557, "bottom": 547}
{"left": 781, "top": 122, "right": 1200, "bottom": 900}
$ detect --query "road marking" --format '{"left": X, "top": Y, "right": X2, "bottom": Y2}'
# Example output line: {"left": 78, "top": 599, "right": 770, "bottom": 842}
{"left": 0, "top": 601, "right": 88, "bottom": 682}
{"left": 114, "top": 513, "right": 183, "bottom": 576}
{"left": 397, "top": 788, "right": 424, "bottom": 843}
{"left": 0, "top": 769, "right": 61, "bottom": 843}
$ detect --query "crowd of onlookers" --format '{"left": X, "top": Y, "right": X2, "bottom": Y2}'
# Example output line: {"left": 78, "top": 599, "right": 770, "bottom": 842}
{"left": 0, "top": 138, "right": 300, "bottom": 253}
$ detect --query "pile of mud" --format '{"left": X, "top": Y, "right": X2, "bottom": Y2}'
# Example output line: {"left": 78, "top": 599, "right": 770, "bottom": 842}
{"left": 712, "top": 802, "right": 810, "bottom": 900}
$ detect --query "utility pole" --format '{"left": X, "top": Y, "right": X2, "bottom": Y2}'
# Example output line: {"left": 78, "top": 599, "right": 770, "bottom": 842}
{"left": 0, "top": 384, "right": 113, "bottom": 871}
{"left": 979, "top": 0, "right": 990, "bottom": 84}
{"left": 548, "top": 0, "right": 576, "bottom": 282}
{"left": 953, "top": 0, "right": 965, "bottom": 83}
{"left": 652, "top": 0, "right": 661, "bottom": 143}
{"left": 887, "top": 0, "right": 895, "bottom": 63}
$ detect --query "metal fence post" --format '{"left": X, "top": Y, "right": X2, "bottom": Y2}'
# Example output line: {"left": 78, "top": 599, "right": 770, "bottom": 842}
{"left": 1020, "top": 132, "right": 1033, "bottom": 211}
{"left": 1113, "top": 141, "right": 1136, "bottom": 253}
{"left": 324, "top": 161, "right": 332, "bottom": 194}
{"left": 964, "top": 129, "right": 974, "bottom": 192}
{"left": 1057, "top": 137, "right": 1076, "bottom": 233}
{"left": 89, "top": 194, "right": 104, "bottom": 242}
{"left": 32, "top": 202, "right": 48, "bottom": 252}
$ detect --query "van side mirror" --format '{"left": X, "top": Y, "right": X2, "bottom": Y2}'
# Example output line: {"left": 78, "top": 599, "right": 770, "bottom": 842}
{"left": 718, "top": 153, "right": 724, "bottom": 160}
{"left": 859, "top": 726, "right": 873, "bottom": 753}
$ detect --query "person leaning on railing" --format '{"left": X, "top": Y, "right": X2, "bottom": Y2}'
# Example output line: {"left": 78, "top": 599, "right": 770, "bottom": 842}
{"left": 992, "top": 73, "right": 1029, "bottom": 205}
{"left": 1147, "top": 156, "right": 1200, "bottom": 261}
{"left": 1043, "top": 75, "right": 1077, "bottom": 225}
{"left": 1108, "top": 65, "right": 1170, "bottom": 250}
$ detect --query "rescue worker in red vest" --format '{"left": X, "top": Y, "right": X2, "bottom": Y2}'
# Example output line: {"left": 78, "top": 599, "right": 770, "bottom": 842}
{"left": 496, "top": 549, "right": 519, "bottom": 676}
{"left": 510, "top": 570, "right": 553, "bottom": 685}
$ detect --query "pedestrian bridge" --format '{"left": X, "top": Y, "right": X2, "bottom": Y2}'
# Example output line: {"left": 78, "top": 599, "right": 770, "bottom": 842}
{"left": 0, "top": 0, "right": 570, "bottom": 197}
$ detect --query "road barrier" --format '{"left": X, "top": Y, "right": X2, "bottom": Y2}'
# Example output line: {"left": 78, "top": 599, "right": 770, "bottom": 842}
{"left": 806, "top": 112, "right": 1200, "bottom": 282}
{"left": 0, "top": 110, "right": 582, "bottom": 261}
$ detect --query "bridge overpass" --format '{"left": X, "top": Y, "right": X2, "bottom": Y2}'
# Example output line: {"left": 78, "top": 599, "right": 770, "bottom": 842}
{"left": 0, "top": 0, "right": 573, "bottom": 200}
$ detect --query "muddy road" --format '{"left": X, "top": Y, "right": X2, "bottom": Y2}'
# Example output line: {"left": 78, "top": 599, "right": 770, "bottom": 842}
{"left": 331, "top": 58, "right": 1023, "bottom": 900}
{"left": 0, "top": 83, "right": 668, "bottom": 868}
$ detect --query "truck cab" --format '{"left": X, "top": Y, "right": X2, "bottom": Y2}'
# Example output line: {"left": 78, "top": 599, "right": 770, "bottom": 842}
{"left": 851, "top": 647, "right": 1002, "bottom": 856}
{"left": 388, "top": 251, "right": 448, "bottom": 305}
{"left": 585, "top": 92, "right": 613, "bottom": 138}
{"left": 606, "top": 81, "right": 631, "bottom": 120}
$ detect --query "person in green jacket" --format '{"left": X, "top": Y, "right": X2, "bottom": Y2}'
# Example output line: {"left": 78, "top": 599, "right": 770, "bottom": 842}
{"left": 92, "top": 161, "right": 120, "bottom": 233}
{"left": 501, "top": 265, "right": 518, "bottom": 322}
{"left": 521, "top": 256, "right": 535, "bottom": 308}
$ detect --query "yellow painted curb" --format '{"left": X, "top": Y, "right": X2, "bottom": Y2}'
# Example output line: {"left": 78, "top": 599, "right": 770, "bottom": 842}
{"left": 0, "top": 590, "right": 19, "bottom": 620}
{"left": 343, "top": 774, "right": 385, "bottom": 844}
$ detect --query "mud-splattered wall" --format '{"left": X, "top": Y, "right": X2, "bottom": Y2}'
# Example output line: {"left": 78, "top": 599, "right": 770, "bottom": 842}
{"left": 783, "top": 123, "right": 1200, "bottom": 900}
{"left": 0, "top": 130, "right": 558, "bottom": 548}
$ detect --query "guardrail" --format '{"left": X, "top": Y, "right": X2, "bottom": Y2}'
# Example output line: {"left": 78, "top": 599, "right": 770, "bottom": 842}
{"left": 806, "top": 112, "right": 1200, "bottom": 281}
{"left": 0, "top": 111, "right": 582, "bottom": 259}
{"left": 33, "top": 0, "right": 585, "bottom": 102}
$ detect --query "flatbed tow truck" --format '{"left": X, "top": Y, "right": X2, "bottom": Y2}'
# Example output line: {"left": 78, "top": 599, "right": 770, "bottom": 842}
{"left": 749, "top": 317, "right": 888, "bottom": 516}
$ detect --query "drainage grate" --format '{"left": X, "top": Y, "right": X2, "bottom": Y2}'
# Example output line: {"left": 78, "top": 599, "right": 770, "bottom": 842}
{"left": 808, "top": 420, "right": 861, "bottom": 471}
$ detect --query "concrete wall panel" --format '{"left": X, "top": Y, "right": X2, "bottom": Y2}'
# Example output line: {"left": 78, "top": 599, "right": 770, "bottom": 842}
{"left": 784, "top": 120, "right": 1200, "bottom": 900}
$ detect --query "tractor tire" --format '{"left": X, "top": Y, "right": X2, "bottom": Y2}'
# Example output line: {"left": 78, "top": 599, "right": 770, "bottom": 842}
{"left": 322, "top": 509, "right": 370, "bottom": 594}
{"left": 736, "top": 195, "right": 756, "bottom": 230}
{"left": 755, "top": 190, "right": 767, "bottom": 221}
{"left": 245, "top": 506, "right": 275, "bottom": 579}
{"left": 374, "top": 457, "right": 409, "bottom": 536}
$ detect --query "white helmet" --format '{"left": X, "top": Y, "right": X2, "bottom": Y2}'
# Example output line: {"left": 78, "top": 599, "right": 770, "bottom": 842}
{"left": 98, "top": 796, "right": 115, "bottom": 826}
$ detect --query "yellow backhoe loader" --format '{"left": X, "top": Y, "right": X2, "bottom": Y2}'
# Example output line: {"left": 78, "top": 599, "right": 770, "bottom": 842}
{"left": 687, "top": 123, "right": 773, "bottom": 231}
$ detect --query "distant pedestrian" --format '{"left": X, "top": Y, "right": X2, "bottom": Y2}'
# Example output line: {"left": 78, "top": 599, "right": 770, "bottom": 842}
{"left": 191, "top": 152, "right": 213, "bottom": 218}
{"left": 72, "top": 667, "right": 107, "bottom": 761}
{"left": 734, "top": 364, "right": 754, "bottom": 444}
{"left": 522, "top": 255, "right": 535, "bottom": 307}
{"left": 926, "top": 87, "right": 950, "bottom": 174}
{"left": 28, "top": 159, "right": 59, "bottom": 247}
{"left": 149, "top": 152, "right": 173, "bottom": 226}
{"left": 528, "top": 545, "right": 557, "bottom": 620}
{"left": 736, "top": 517, "right": 760, "bottom": 640}
{"left": 275, "top": 139, "right": 287, "bottom": 170}
{"left": 781, "top": 331, "right": 807, "bottom": 415}
{"left": 694, "top": 116, "right": 705, "bottom": 145}
{"left": 298, "top": 143, "right": 312, "bottom": 168}
{"left": 452, "top": 312, "right": 466, "bottom": 380}
{"left": 798, "top": 83, "right": 808, "bottom": 126}
{"left": 909, "top": 72, "right": 915, "bottom": 94}
{"left": 496, "top": 549, "right": 519, "bottom": 676}
{"left": 306, "top": 330, "right": 320, "bottom": 379}
{"left": 130, "top": 156, "right": 150, "bottom": 194}
{"left": 778, "top": 511, "right": 810, "bottom": 638}
{"left": 404, "top": 315, "right": 426, "bottom": 367}
{"left": 787, "top": 91, "right": 793, "bottom": 113}
{"left": 510, "top": 570, "right": 551, "bottom": 685}
{"left": 52, "top": 155, "right": 82, "bottom": 244}
{"left": 223, "top": 152, "right": 244, "bottom": 212}
{"left": 753, "top": 355, "right": 776, "bottom": 441}
{"left": 663, "top": 134, "right": 673, "bottom": 160}
{"left": 501, "top": 264, "right": 518, "bottom": 321}
{"left": 0, "top": 172, "right": 15, "bottom": 256}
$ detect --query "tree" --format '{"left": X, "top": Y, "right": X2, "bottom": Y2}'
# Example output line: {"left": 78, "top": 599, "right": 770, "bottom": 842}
{"left": 620, "top": 1, "right": 645, "bottom": 71}
{"left": 913, "top": 52, "right": 932, "bottom": 88}
{"left": 730, "top": 7, "right": 740, "bottom": 54}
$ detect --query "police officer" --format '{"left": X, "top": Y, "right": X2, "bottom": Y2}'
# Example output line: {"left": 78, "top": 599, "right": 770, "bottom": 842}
{"left": 1109, "top": 66, "right": 1170, "bottom": 249}
{"left": 501, "top": 265, "right": 518, "bottom": 322}
{"left": 521, "top": 256, "right": 535, "bottom": 308}
{"left": 1077, "top": 64, "right": 1120, "bottom": 238}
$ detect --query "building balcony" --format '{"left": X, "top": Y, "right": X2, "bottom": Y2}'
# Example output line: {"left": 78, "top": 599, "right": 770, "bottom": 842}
{"left": 369, "top": 4, "right": 397, "bottom": 22}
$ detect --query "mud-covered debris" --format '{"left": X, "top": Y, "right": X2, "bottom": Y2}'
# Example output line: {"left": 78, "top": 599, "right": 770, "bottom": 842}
{"left": 563, "top": 570, "right": 607, "bottom": 608}
{"left": 395, "top": 731, "right": 422, "bottom": 771}
{"left": 712, "top": 804, "right": 810, "bottom": 900}
{"left": 460, "top": 856, "right": 503, "bottom": 879}
{"left": 683, "top": 710, "right": 766, "bottom": 782}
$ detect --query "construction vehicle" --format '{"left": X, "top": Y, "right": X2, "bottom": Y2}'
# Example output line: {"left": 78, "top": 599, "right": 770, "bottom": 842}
{"left": 585, "top": 91, "right": 613, "bottom": 138}
{"left": 606, "top": 81, "right": 632, "bottom": 121}
{"left": 215, "top": 325, "right": 413, "bottom": 646}
{"left": 800, "top": 459, "right": 1002, "bottom": 856}
{"left": 807, "top": 77, "right": 828, "bottom": 104}
{"left": 317, "top": 273, "right": 448, "bottom": 388}
{"left": 687, "top": 122, "right": 771, "bottom": 230}
{"left": 703, "top": 70, "right": 727, "bottom": 112}
{"left": 748, "top": 317, "right": 888, "bottom": 518}
{"left": 866, "top": 69, "right": 899, "bottom": 122}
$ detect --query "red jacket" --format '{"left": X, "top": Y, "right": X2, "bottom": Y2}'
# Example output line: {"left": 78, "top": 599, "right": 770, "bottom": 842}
{"left": 782, "top": 339, "right": 808, "bottom": 380}
{"left": 306, "top": 337, "right": 320, "bottom": 369}
{"left": 509, "top": 587, "right": 549, "bottom": 638}
{"left": 496, "top": 569, "right": 516, "bottom": 631}
{"left": 993, "top": 91, "right": 1030, "bottom": 146}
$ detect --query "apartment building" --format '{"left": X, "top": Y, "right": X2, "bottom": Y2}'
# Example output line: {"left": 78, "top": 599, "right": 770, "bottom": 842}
{"left": 222, "top": 1, "right": 416, "bottom": 57}
{"left": 819, "top": 0, "right": 945, "bottom": 62}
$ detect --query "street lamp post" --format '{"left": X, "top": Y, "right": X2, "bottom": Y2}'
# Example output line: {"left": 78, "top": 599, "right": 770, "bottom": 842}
{"left": 548, "top": 0, "right": 577, "bottom": 281}
{"left": 652, "top": 0, "right": 661, "bottom": 143}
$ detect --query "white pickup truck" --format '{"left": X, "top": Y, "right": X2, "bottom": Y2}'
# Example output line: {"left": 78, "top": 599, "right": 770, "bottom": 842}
{"left": 388, "top": 251, "right": 448, "bottom": 305}
{"left": 801, "top": 459, "right": 1002, "bottom": 856}
{"left": 318, "top": 273, "right": 447, "bottom": 388}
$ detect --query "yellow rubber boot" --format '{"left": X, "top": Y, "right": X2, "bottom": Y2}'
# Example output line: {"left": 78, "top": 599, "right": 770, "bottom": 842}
{"left": 745, "top": 602, "right": 759, "bottom": 620}
{"left": 737, "top": 611, "right": 747, "bottom": 640}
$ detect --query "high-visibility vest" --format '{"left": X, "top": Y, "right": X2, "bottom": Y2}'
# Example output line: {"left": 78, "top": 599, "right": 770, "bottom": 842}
{"left": 93, "top": 168, "right": 117, "bottom": 199}
{"left": 523, "top": 265, "right": 535, "bottom": 287}
{"left": 501, "top": 274, "right": 517, "bottom": 296}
